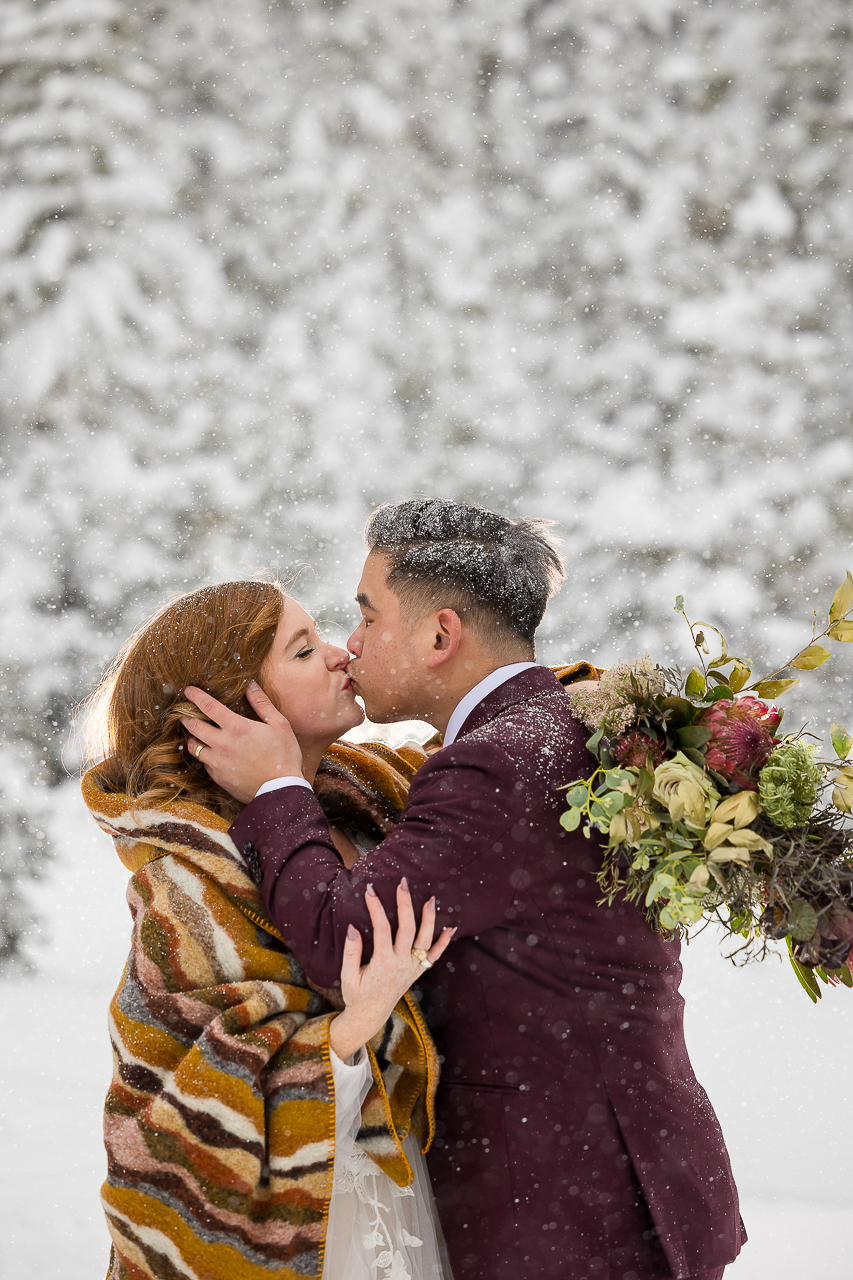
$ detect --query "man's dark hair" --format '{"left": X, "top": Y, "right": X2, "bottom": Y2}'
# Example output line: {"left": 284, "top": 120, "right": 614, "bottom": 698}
{"left": 364, "top": 498, "right": 565, "bottom": 653}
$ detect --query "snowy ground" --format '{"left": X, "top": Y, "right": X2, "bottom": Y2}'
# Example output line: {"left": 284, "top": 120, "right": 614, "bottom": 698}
{"left": 1, "top": 778, "right": 852, "bottom": 1279}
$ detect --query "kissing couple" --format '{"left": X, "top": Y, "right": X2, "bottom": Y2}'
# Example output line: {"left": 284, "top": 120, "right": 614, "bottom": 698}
{"left": 84, "top": 498, "right": 745, "bottom": 1280}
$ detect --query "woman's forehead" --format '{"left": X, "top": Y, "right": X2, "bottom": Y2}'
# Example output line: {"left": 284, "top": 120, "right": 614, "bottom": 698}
{"left": 278, "top": 595, "right": 315, "bottom": 634}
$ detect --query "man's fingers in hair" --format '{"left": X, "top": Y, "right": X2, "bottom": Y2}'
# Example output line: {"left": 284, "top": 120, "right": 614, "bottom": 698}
{"left": 183, "top": 686, "right": 238, "bottom": 729}
{"left": 180, "top": 717, "right": 220, "bottom": 749}
{"left": 245, "top": 681, "right": 289, "bottom": 726}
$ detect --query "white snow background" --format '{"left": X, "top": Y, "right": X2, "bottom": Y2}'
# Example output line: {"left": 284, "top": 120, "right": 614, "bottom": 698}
{"left": 2, "top": 0, "right": 853, "bottom": 1275}
{"left": 2, "top": 754, "right": 852, "bottom": 1278}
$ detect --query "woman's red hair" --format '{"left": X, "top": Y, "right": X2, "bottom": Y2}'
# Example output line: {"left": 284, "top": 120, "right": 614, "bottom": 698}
{"left": 88, "top": 580, "right": 286, "bottom": 821}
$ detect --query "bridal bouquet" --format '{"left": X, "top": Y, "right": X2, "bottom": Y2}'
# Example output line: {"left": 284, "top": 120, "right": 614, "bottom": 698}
{"left": 560, "top": 574, "right": 853, "bottom": 1001}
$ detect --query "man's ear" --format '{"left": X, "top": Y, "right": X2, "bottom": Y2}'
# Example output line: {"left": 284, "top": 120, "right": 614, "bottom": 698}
{"left": 426, "top": 608, "right": 463, "bottom": 668}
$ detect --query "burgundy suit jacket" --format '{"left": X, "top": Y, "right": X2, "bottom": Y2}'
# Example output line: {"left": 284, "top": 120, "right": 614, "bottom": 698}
{"left": 231, "top": 667, "right": 744, "bottom": 1280}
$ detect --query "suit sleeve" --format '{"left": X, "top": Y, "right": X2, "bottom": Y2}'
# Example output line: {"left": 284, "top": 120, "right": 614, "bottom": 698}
{"left": 230, "top": 739, "right": 527, "bottom": 989}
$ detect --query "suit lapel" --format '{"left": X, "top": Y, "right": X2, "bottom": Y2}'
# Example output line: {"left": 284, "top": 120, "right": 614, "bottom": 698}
{"left": 453, "top": 665, "right": 565, "bottom": 741}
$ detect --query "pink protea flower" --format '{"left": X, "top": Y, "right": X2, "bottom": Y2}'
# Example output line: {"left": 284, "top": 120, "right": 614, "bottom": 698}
{"left": 696, "top": 698, "right": 779, "bottom": 789}
{"left": 613, "top": 731, "right": 667, "bottom": 770}
{"left": 732, "top": 695, "right": 782, "bottom": 733}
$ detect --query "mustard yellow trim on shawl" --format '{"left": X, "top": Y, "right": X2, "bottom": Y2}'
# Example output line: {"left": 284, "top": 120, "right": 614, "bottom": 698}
{"left": 85, "top": 758, "right": 438, "bottom": 1280}
{"left": 551, "top": 659, "right": 603, "bottom": 686}
{"left": 401, "top": 991, "right": 440, "bottom": 1154}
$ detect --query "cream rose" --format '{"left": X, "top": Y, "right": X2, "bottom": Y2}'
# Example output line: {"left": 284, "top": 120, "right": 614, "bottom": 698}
{"left": 609, "top": 777, "right": 662, "bottom": 848}
{"left": 652, "top": 752, "right": 720, "bottom": 829}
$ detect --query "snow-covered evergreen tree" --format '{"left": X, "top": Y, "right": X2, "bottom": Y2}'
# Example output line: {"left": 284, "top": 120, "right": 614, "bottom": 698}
{"left": 1, "top": 0, "right": 852, "bottom": 963}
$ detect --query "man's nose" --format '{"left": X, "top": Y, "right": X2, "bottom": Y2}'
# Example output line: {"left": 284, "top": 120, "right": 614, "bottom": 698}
{"left": 347, "top": 625, "right": 363, "bottom": 656}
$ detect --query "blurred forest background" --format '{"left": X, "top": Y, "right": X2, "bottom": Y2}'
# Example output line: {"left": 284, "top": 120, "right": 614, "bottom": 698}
{"left": 3, "top": 0, "right": 853, "bottom": 964}
{"left": 2, "top": 3, "right": 853, "bottom": 1274}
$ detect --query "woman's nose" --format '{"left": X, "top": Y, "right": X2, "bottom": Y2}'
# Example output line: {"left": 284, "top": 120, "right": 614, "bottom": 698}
{"left": 327, "top": 645, "right": 350, "bottom": 670}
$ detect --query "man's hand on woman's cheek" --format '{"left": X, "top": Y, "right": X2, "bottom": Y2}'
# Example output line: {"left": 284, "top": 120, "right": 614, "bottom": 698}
{"left": 181, "top": 682, "right": 305, "bottom": 804}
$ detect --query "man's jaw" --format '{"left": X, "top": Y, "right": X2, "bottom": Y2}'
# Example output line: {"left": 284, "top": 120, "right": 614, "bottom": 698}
{"left": 347, "top": 669, "right": 426, "bottom": 726}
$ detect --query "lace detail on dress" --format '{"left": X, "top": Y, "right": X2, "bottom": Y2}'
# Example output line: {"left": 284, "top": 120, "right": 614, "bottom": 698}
{"left": 333, "top": 1135, "right": 423, "bottom": 1280}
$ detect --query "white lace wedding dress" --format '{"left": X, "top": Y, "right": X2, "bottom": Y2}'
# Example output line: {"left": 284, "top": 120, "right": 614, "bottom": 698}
{"left": 323, "top": 1048, "right": 452, "bottom": 1280}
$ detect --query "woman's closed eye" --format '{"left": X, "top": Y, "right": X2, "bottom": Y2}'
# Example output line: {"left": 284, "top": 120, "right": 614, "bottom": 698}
{"left": 296, "top": 646, "right": 316, "bottom": 659}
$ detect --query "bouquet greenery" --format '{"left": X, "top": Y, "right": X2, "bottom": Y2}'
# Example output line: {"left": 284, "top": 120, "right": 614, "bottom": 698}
{"left": 560, "top": 573, "right": 853, "bottom": 1001}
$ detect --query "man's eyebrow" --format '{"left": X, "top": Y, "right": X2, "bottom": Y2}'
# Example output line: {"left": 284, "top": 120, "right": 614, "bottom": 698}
{"left": 355, "top": 592, "right": 374, "bottom": 610}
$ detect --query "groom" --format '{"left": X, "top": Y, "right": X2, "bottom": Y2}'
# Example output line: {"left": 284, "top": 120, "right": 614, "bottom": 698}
{"left": 185, "top": 499, "right": 744, "bottom": 1280}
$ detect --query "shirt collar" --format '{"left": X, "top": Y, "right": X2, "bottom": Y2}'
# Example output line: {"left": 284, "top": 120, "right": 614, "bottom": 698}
{"left": 443, "top": 662, "right": 538, "bottom": 746}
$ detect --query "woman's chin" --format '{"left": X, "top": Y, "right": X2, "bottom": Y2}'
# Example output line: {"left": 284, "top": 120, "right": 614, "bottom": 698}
{"left": 331, "top": 700, "right": 366, "bottom": 736}
{"left": 348, "top": 702, "right": 366, "bottom": 729}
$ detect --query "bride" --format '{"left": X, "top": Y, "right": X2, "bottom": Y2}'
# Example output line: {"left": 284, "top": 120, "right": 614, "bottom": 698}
{"left": 83, "top": 578, "right": 454, "bottom": 1280}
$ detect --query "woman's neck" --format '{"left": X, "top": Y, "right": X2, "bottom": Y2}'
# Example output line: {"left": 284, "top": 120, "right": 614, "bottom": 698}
{"left": 299, "top": 738, "right": 336, "bottom": 787}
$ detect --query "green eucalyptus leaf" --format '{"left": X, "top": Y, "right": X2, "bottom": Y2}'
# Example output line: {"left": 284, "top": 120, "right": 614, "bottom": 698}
{"left": 728, "top": 660, "right": 751, "bottom": 693}
{"left": 586, "top": 728, "right": 604, "bottom": 756}
{"left": 636, "top": 768, "right": 654, "bottom": 798}
{"left": 706, "top": 683, "right": 734, "bottom": 701}
{"left": 677, "top": 725, "right": 713, "bottom": 749}
{"left": 751, "top": 678, "right": 799, "bottom": 698}
{"left": 788, "top": 952, "right": 822, "bottom": 1002}
{"left": 604, "top": 768, "right": 633, "bottom": 788}
{"left": 790, "top": 644, "right": 832, "bottom": 670}
{"left": 789, "top": 898, "right": 819, "bottom": 942}
{"left": 645, "top": 873, "right": 676, "bottom": 905}
{"left": 566, "top": 786, "right": 590, "bottom": 807}
{"left": 830, "top": 724, "right": 853, "bottom": 761}
{"left": 829, "top": 570, "right": 853, "bottom": 623}
{"left": 707, "top": 653, "right": 737, "bottom": 670}
{"left": 560, "top": 808, "right": 581, "bottom": 832}
{"left": 659, "top": 696, "right": 696, "bottom": 727}
{"left": 668, "top": 831, "right": 695, "bottom": 847}
{"left": 659, "top": 905, "right": 678, "bottom": 931}
{"left": 685, "top": 667, "right": 706, "bottom": 697}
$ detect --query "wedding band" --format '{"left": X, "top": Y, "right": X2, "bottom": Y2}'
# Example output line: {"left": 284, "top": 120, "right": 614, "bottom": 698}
{"left": 194, "top": 743, "right": 205, "bottom": 760}
{"left": 411, "top": 948, "right": 432, "bottom": 970}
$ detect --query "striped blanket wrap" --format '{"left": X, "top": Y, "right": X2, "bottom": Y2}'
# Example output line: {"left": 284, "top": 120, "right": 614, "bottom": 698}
{"left": 82, "top": 740, "right": 438, "bottom": 1280}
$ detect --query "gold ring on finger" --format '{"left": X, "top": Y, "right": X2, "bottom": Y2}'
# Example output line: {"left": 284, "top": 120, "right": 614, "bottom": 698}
{"left": 411, "top": 948, "right": 432, "bottom": 970}
{"left": 194, "top": 743, "right": 206, "bottom": 760}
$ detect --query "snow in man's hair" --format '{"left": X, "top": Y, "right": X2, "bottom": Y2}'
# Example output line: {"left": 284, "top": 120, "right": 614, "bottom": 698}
{"left": 365, "top": 498, "right": 565, "bottom": 648}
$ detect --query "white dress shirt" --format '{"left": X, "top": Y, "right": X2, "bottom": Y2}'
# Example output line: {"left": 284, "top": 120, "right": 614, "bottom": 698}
{"left": 441, "top": 661, "right": 537, "bottom": 746}
{"left": 254, "top": 661, "right": 537, "bottom": 798}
